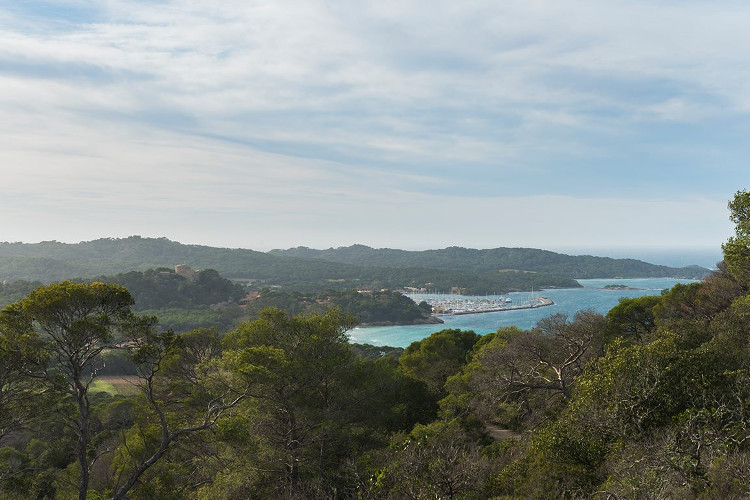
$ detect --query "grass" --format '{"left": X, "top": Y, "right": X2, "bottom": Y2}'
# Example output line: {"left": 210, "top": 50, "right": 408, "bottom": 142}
{"left": 89, "top": 375, "right": 141, "bottom": 396}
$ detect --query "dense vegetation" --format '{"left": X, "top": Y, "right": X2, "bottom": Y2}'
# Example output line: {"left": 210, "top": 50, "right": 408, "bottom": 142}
{"left": 0, "top": 279, "right": 43, "bottom": 307}
{"left": 0, "top": 191, "right": 745, "bottom": 499}
{"left": 88, "top": 268, "right": 246, "bottom": 310}
{"left": 242, "top": 288, "right": 437, "bottom": 326}
{"left": 1, "top": 236, "right": 688, "bottom": 295}
{"left": 0, "top": 268, "right": 244, "bottom": 312}
{"left": 0, "top": 269, "right": 248, "bottom": 334}
{"left": 0, "top": 272, "right": 437, "bottom": 333}
{"left": 0, "top": 296, "right": 438, "bottom": 499}
{"left": 271, "top": 243, "right": 710, "bottom": 279}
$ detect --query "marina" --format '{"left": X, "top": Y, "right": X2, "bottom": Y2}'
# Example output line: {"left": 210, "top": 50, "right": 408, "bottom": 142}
{"left": 412, "top": 291, "right": 554, "bottom": 316}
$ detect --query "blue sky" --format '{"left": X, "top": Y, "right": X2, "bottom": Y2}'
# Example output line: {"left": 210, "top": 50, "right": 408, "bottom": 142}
{"left": 0, "top": 0, "right": 745, "bottom": 266}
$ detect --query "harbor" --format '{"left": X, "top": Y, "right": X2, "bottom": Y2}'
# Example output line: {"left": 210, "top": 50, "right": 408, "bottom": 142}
{"left": 408, "top": 292, "right": 554, "bottom": 316}
{"left": 353, "top": 278, "right": 699, "bottom": 348}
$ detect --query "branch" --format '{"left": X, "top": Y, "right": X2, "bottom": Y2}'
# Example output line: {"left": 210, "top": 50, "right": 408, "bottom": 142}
{"left": 111, "top": 385, "right": 249, "bottom": 500}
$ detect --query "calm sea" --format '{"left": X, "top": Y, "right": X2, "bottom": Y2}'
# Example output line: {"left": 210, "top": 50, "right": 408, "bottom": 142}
{"left": 347, "top": 278, "right": 699, "bottom": 347}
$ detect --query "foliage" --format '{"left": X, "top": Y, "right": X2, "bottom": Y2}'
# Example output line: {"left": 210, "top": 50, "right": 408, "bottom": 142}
{"left": 271, "top": 243, "right": 710, "bottom": 279}
{"left": 349, "top": 343, "right": 404, "bottom": 360}
{"left": 723, "top": 189, "right": 750, "bottom": 284}
{"left": 0, "top": 280, "right": 43, "bottom": 309}
{"left": 484, "top": 190, "right": 750, "bottom": 498}
{"left": 0, "top": 283, "right": 250, "bottom": 500}
{"left": 138, "top": 306, "right": 245, "bottom": 334}
{"left": 399, "top": 329, "right": 481, "bottom": 396}
{"left": 0, "top": 270, "right": 248, "bottom": 335}
{"left": 605, "top": 295, "right": 660, "bottom": 343}
{"left": 241, "top": 288, "right": 437, "bottom": 326}
{"left": 203, "top": 308, "right": 433, "bottom": 498}
{"left": 454, "top": 312, "right": 606, "bottom": 432}
{"left": 323, "top": 289, "right": 435, "bottom": 325}
{"left": 0, "top": 236, "right": 582, "bottom": 294}
{"left": 83, "top": 268, "right": 245, "bottom": 311}
{"left": 362, "top": 420, "right": 495, "bottom": 499}
{"left": 0, "top": 281, "right": 142, "bottom": 500}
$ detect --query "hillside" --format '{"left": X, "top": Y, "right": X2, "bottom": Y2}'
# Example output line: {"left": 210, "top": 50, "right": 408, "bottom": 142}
{"left": 0, "top": 237, "right": 329, "bottom": 282}
{"left": 270, "top": 244, "right": 710, "bottom": 279}
{"left": 0, "top": 237, "right": 579, "bottom": 294}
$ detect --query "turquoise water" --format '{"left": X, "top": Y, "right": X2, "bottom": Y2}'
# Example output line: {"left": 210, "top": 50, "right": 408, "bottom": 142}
{"left": 347, "top": 278, "right": 698, "bottom": 347}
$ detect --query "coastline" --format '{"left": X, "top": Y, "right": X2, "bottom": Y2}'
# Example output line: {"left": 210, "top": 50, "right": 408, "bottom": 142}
{"left": 351, "top": 279, "right": 699, "bottom": 348}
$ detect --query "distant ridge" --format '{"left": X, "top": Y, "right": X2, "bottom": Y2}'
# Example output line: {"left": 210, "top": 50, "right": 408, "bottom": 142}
{"left": 269, "top": 244, "right": 710, "bottom": 279}
{"left": 0, "top": 237, "right": 369, "bottom": 283}
{"left": 0, "top": 237, "right": 581, "bottom": 294}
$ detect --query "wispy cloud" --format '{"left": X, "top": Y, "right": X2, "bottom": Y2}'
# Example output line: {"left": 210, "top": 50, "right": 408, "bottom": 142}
{"left": 0, "top": 0, "right": 746, "bottom": 250}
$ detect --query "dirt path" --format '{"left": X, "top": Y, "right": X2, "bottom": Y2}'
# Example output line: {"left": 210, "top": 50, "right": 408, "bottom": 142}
{"left": 483, "top": 421, "right": 522, "bottom": 442}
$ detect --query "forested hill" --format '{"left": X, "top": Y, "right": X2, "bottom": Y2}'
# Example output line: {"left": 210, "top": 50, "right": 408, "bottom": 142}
{"left": 0, "top": 237, "right": 316, "bottom": 282}
{"left": 270, "top": 244, "right": 710, "bottom": 279}
{"left": 0, "top": 237, "right": 579, "bottom": 294}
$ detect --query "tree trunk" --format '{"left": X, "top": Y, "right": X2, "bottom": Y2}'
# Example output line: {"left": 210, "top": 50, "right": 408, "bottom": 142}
{"left": 76, "top": 383, "right": 90, "bottom": 500}
{"left": 288, "top": 414, "right": 299, "bottom": 496}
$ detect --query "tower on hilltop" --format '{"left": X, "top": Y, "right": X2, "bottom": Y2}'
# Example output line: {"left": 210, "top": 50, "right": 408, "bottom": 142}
{"left": 174, "top": 264, "right": 200, "bottom": 281}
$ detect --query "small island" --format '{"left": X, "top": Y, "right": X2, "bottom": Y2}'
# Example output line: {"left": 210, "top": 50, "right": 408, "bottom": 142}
{"left": 602, "top": 284, "right": 644, "bottom": 291}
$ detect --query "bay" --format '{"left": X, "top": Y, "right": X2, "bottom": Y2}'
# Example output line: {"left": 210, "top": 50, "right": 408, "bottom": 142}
{"left": 347, "top": 278, "right": 699, "bottom": 347}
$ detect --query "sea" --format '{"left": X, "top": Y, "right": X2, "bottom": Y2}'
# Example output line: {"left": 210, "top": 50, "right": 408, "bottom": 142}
{"left": 347, "top": 278, "right": 700, "bottom": 347}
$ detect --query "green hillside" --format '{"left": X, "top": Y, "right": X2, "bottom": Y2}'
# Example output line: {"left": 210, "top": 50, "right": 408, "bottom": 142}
{"left": 270, "top": 244, "right": 710, "bottom": 279}
{"left": 0, "top": 237, "right": 579, "bottom": 294}
{"left": 0, "top": 237, "right": 321, "bottom": 281}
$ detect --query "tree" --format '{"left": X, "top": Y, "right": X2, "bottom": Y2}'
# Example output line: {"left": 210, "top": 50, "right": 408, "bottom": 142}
{"left": 605, "top": 295, "right": 660, "bottom": 343}
{"left": 0, "top": 309, "right": 51, "bottom": 491}
{"left": 109, "top": 325, "right": 248, "bottom": 500}
{"left": 723, "top": 189, "right": 750, "bottom": 284}
{"left": 470, "top": 311, "right": 605, "bottom": 428}
{"left": 220, "top": 307, "right": 359, "bottom": 497}
{"left": 1, "top": 282, "right": 249, "bottom": 500}
{"left": 1, "top": 281, "right": 139, "bottom": 500}
{"left": 193, "top": 309, "right": 435, "bottom": 499}
{"left": 694, "top": 261, "right": 747, "bottom": 318}
{"left": 489, "top": 190, "right": 750, "bottom": 498}
{"left": 399, "top": 329, "right": 480, "bottom": 396}
{"left": 0, "top": 313, "right": 44, "bottom": 442}
{"left": 366, "top": 421, "right": 494, "bottom": 499}
{"left": 729, "top": 189, "right": 750, "bottom": 238}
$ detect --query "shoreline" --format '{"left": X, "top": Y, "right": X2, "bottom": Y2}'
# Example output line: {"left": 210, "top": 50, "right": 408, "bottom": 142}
{"left": 360, "top": 316, "right": 444, "bottom": 327}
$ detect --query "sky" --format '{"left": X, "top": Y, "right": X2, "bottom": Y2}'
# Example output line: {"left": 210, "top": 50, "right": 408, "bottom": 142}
{"left": 0, "top": 0, "right": 746, "bottom": 267}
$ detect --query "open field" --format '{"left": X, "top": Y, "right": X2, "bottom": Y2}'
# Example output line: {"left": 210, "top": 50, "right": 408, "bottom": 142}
{"left": 90, "top": 375, "right": 141, "bottom": 396}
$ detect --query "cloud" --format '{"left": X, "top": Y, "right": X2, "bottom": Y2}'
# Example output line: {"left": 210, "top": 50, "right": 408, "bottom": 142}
{"left": 0, "top": 114, "right": 734, "bottom": 252}
{"left": 0, "top": 0, "right": 747, "bottom": 250}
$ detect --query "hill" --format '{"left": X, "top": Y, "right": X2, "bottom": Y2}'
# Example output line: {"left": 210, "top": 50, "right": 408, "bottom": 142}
{"left": 269, "top": 244, "right": 710, "bottom": 279}
{"left": 0, "top": 237, "right": 579, "bottom": 294}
